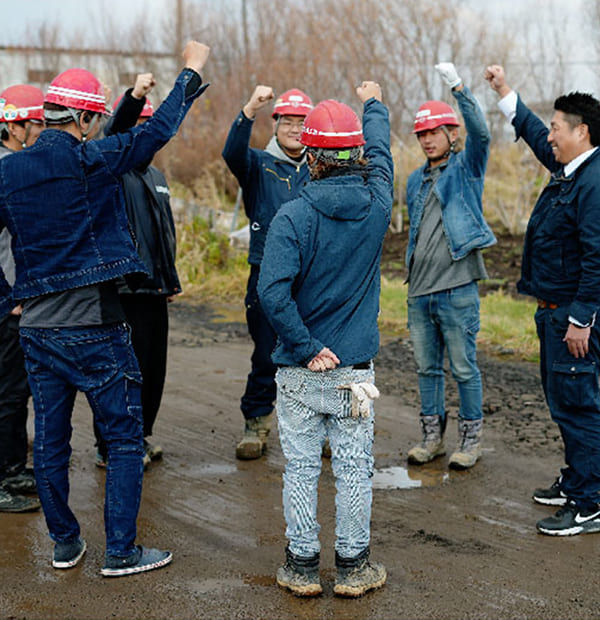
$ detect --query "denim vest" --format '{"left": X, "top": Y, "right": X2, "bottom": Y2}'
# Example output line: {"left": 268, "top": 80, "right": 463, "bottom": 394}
{"left": 406, "top": 86, "right": 496, "bottom": 268}
{"left": 0, "top": 69, "right": 205, "bottom": 315}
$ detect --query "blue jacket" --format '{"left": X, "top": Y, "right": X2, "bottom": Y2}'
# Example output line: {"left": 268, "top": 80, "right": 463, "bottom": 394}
{"left": 0, "top": 69, "right": 204, "bottom": 314}
{"left": 513, "top": 96, "right": 600, "bottom": 325}
{"left": 222, "top": 111, "right": 309, "bottom": 265}
{"left": 258, "top": 98, "right": 393, "bottom": 367}
{"left": 405, "top": 85, "right": 496, "bottom": 268}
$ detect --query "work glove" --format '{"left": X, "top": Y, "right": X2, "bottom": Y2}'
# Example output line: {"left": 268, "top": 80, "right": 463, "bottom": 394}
{"left": 337, "top": 382, "right": 380, "bottom": 418}
{"left": 435, "top": 62, "right": 462, "bottom": 89}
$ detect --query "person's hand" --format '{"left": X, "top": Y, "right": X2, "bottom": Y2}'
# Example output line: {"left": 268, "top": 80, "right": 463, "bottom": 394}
{"left": 10, "top": 305, "right": 22, "bottom": 316}
{"left": 182, "top": 41, "right": 211, "bottom": 74}
{"left": 563, "top": 323, "right": 590, "bottom": 358}
{"left": 243, "top": 85, "right": 275, "bottom": 119}
{"left": 484, "top": 65, "right": 512, "bottom": 98}
{"left": 307, "top": 347, "right": 340, "bottom": 372}
{"left": 356, "top": 81, "right": 382, "bottom": 103}
{"left": 132, "top": 73, "right": 156, "bottom": 99}
{"left": 435, "top": 62, "right": 462, "bottom": 89}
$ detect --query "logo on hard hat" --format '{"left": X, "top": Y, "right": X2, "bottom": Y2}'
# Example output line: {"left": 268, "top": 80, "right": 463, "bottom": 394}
{"left": 2, "top": 105, "right": 18, "bottom": 122}
{"left": 416, "top": 109, "right": 431, "bottom": 118}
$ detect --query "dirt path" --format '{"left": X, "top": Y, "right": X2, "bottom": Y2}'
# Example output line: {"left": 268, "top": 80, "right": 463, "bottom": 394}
{"left": 1, "top": 302, "right": 595, "bottom": 620}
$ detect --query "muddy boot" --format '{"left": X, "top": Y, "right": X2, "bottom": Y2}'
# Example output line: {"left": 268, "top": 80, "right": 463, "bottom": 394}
{"left": 276, "top": 547, "right": 322, "bottom": 597}
{"left": 235, "top": 414, "right": 272, "bottom": 460}
{"left": 407, "top": 414, "right": 446, "bottom": 465}
{"left": 449, "top": 418, "right": 482, "bottom": 470}
{"left": 334, "top": 548, "right": 386, "bottom": 598}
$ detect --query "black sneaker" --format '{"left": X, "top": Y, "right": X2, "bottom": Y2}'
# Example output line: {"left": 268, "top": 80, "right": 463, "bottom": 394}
{"left": 536, "top": 500, "right": 600, "bottom": 536}
{"left": 52, "top": 538, "right": 87, "bottom": 569}
{"left": 101, "top": 545, "right": 172, "bottom": 577}
{"left": 532, "top": 476, "right": 567, "bottom": 506}
{"left": 0, "top": 488, "right": 40, "bottom": 512}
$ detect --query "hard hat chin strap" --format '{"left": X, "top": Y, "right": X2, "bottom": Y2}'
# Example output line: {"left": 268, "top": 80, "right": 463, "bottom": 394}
{"left": 68, "top": 108, "right": 98, "bottom": 142}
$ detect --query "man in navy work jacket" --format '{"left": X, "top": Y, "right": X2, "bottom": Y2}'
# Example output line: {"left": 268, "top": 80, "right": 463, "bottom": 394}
{"left": 259, "top": 82, "right": 391, "bottom": 598}
{"left": 405, "top": 62, "right": 496, "bottom": 471}
{"left": 223, "top": 86, "right": 312, "bottom": 459}
{"left": 486, "top": 64, "right": 600, "bottom": 537}
{"left": 0, "top": 41, "right": 210, "bottom": 575}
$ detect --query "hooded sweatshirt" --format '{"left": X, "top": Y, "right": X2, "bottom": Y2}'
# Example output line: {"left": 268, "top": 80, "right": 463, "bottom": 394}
{"left": 258, "top": 98, "right": 393, "bottom": 367}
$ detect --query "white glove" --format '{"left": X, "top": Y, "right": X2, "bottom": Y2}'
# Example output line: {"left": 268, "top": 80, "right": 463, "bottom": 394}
{"left": 338, "top": 382, "right": 380, "bottom": 418}
{"left": 435, "top": 62, "right": 462, "bottom": 89}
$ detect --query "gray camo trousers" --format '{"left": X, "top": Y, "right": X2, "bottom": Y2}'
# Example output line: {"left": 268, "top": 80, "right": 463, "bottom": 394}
{"left": 276, "top": 364, "right": 375, "bottom": 559}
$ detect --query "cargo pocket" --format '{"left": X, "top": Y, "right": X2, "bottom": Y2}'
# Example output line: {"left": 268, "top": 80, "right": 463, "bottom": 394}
{"left": 551, "top": 361, "right": 600, "bottom": 412}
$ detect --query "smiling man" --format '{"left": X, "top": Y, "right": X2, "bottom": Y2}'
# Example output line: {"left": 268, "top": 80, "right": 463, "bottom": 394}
{"left": 223, "top": 86, "right": 313, "bottom": 460}
{"left": 486, "top": 64, "right": 600, "bottom": 536}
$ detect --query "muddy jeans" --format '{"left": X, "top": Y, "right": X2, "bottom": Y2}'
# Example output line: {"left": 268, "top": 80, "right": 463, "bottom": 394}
{"left": 276, "top": 365, "right": 375, "bottom": 559}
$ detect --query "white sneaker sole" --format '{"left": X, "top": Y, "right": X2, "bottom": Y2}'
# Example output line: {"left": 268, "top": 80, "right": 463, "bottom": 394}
{"left": 52, "top": 540, "right": 87, "bottom": 569}
{"left": 100, "top": 551, "right": 173, "bottom": 577}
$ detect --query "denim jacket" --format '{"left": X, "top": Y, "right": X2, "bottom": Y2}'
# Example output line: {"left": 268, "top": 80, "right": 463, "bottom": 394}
{"left": 0, "top": 69, "right": 205, "bottom": 315}
{"left": 258, "top": 99, "right": 393, "bottom": 367}
{"left": 222, "top": 111, "right": 309, "bottom": 265}
{"left": 405, "top": 85, "right": 496, "bottom": 268}
{"left": 513, "top": 96, "right": 600, "bottom": 325}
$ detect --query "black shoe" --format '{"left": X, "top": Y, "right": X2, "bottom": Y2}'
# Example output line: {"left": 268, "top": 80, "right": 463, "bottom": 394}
{"left": 536, "top": 500, "right": 600, "bottom": 536}
{"left": 53, "top": 538, "right": 87, "bottom": 569}
{"left": 2, "top": 469, "right": 37, "bottom": 494}
{"left": 532, "top": 476, "right": 567, "bottom": 506}
{"left": 0, "top": 488, "right": 40, "bottom": 512}
{"left": 276, "top": 547, "right": 322, "bottom": 597}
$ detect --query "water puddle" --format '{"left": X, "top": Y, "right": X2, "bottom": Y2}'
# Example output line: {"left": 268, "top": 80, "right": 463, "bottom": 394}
{"left": 373, "top": 465, "right": 449, "bottom": 490}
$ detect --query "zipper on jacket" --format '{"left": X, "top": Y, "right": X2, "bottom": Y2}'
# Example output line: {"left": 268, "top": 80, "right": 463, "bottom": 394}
{"left": 265, "top": 167, "right": 292, "bottom": 191}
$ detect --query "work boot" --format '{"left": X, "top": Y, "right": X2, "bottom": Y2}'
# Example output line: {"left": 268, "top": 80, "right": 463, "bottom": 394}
{"left": 0, "top": 488, "right": 40, "bottom": 512}
{"left": 276, "top": 546, "right": 322, "bottom": 597}
{"left": 2, "top": 468, "right": 37, "bottom": 494}
{"left": 449, "top": 418, "right": 483, "bottom": 470}
{"left": 334, "top": 548, "right": 386, "bottom": 598}
{"left": 235, "top": 414, "right": 272, "bottom": 460}
{"left": 407, "top": 414, "right": 446, "bottom": 464}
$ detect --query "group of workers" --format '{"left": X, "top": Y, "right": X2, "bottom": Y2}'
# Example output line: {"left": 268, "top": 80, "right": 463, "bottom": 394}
{"left": 1, "top": 38, "right": 600, "bottom": 598}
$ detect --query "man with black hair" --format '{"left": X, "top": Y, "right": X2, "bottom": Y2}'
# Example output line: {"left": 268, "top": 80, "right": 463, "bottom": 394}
{"left": 486, "top": 64, "right": 600, "bottom": 536}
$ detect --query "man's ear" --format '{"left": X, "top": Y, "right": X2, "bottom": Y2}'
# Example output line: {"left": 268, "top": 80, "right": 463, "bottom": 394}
{"left": 82, "top": 113, "right": 91, "bottom": 124}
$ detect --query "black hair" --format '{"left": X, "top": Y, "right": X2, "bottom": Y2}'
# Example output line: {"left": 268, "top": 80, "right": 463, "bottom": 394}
{"left": 554, "top": 92, "right": 600, "bottom": 146}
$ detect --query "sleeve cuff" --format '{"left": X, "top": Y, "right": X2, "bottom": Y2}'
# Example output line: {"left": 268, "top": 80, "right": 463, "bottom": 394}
{"left": 498, "top": 90, "right": 518, "bottom": 123}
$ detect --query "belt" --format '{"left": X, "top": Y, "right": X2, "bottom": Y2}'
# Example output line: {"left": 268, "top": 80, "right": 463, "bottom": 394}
{"left": 537, "top": 299, "right": 558, "bottom": 310}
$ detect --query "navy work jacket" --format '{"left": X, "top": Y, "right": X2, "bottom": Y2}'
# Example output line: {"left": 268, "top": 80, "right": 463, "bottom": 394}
{"left": 513, "top": 96, "right": 600, "bottom": 326}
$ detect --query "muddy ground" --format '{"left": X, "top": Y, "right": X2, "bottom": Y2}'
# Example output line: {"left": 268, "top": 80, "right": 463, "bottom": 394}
{"left": 2, "top": 234, "right": 597, "bottom": 620}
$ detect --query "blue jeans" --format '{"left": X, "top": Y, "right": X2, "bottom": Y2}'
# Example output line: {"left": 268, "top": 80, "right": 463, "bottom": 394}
{"left": 276, "top": 365, "right": 375, "bottom": 559}
{"left": 535, "top": 306, "right": 600, "bottom": 509}
{"left": 20, "top": 323, "right": 144, "bottom": 557}
{"left": 407, "top": 282, "right": 482, "bottom": 423}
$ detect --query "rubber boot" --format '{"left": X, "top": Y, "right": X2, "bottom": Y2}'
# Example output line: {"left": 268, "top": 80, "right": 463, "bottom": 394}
{"left": 235, "top": 414, "right": 272, "bottom": 460}
{"left": 334, "top": 548, "right": 386, "bottom": 597}
{"left": 276, "top": 547, "right": 322, "bottom": 597}
{"left": 407, "top": 414, "right": 446, "bottom": 464}
{"left": 449, "top": 418, "right": 482, "bottom": 470}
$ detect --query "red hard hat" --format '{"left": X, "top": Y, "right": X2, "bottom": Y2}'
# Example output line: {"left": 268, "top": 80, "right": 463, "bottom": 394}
{"left": 45, "top": 68, "right": 107, "bottom": 114}
{"left": 300, "top": 99, "right": 365, "bottom": 149}
{"left": 413, "top": 100, "right": 459, "bottom": 133}
{"left": 113, "top": 93, "right": 154, "bottom": 118}
{"left": 272, "top": 89, "right": 313, "bottom": 118}
{"left": 0, "top": 84, "right": 44, "bottom": 122}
